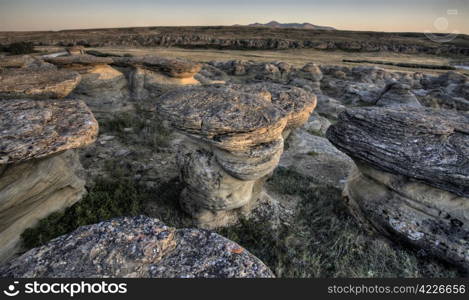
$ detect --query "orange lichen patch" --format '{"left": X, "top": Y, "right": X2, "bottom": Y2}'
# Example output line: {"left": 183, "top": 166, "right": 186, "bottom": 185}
{"left": 230, "top": 246, "right": 245, "bottom": 254}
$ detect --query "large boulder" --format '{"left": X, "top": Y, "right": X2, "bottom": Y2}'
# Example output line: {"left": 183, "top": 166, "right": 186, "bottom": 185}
{"left": 158, "top": 83, "right": 316, "bottom": 228}
{"left": 0, "top": 69, "right": 81, "bottom": 99}
{"left": 327, "top": 107, "right": 469, "bottom": 271}
{"left": 0, "top": 216, "right": 275, "bottom": 278}
{"left": 0, "top": 99, "right": 98, "bottom": 263}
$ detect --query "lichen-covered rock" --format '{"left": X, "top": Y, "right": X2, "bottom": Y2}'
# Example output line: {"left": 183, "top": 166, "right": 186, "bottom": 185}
{"left": 0, "top": 99, "right": 98, "bottom": 263}
{"left": 0, "top": 69, "right": 81, "bottom": 99}
{"left": 158, "top": 83, "right": 316, "bottom": 228}
{"left": 327, "top": 106, "right": 469, "bottom": 271}
{"left": 326, "top": 107, "right": 468, "bottom": 197}
{"left": 0, "top": 216, "right": 275, "bottom": 278}
{"left": 0, "top": 99, "right": 99, "bottom": 164}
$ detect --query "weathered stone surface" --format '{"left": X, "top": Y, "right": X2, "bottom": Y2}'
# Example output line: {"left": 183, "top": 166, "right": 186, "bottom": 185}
{"left": 0, "top": 216, "right": 275, "bottom": 278}
{"left": 326, "top": 107, "right": 469, "bottom": 197}
{"left": 344, "top": 162, "right": 469, "bottom": 271}
{"left": 0, "top": 150, "right": 86, "bottom": 263}
{"left": 327, "top": 106, "right": 469, "bottom": 270}
{"left": 112, "top": 56, "right": 202, "bottom": 78}
{"left": 44, "top": 54, "right": 114, "bottom": 66}
{"left": 158, "top": 83, "right": 316, "bottom": 228}
{"left": 70, "top": 64, "right": 131, "bottom": 113}
{"left": 128, "top": 67, "right": 199, "bottom": 102}
{"left": 280, "top": 128, "right": 354, "bottom": 189}
{"left": 375, "top": 83, "right": 422, "bottom": 107}
{"left": 158, "top": 83, "right": 316, "bottom": 152}
{"left": 0, "top": 55, "right": 35, "bottom": 69}
{"left": 0, "top": 69, "right": 81, "bottom": 99}
{"left": 0, "top": 99, "right": 99, "bottom": 164}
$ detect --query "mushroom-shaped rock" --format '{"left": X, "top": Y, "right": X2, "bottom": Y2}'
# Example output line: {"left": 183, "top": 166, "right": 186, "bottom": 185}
{"left": 113, "top": 56, "right": 202, "bottom": 78}
{"left": 327, "top": 107, "right": 468, "bottom": 197}
{"left": 158, "top": 83, "right": 316, "bottom": 228}
{"left": 326, "top": 107, "right": 469, "bottom": 271}
{"left": 66, "top": 46, "right": 85, "bottom": 56}
{"left": 0, "top": 99, "right": 98, "bottom": 263}
{"left": 45, "top": 54, "right": 130, "bottom": 113}
{"left": 113, "top": 56, "right": 201, "bottom": 102}
{"left": 0, "top": 68, "right": 81, "bottom": 99}
{"left": 0, "top": 216, "right": 275, "bottom": 278}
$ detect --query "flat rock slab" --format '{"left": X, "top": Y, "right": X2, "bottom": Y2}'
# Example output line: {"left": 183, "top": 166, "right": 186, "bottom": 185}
{"left": 112, "top": 56, "right": 202, "bottom": 78}
{"left": 0, "top": 99, "right": 98, "bottom": 164}
{"left": 0, "top": 216, "right": 274, "bottom": 278}
{"left": 44, "top": 55, "right": 114, "bottom": 66}
{"left": 326, "top": 107, "right": 469, "bottom": 197}
{"left": 0, "top": 69, "right": 81, "bottom": 99}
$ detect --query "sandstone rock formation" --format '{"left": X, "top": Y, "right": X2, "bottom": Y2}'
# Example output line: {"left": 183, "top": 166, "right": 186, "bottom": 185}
{"left": 0, "top": 68, "right": 81, "bottom": 99}
{"left": 0, "top": 216, "right": 275, "bottom": 278}
{"left": 158, "top": 83, "right": 316, "bottom": 228}
{"left": 45, "top": 55, "right": 131, "bottom": 113}
{"left": 0, "top": 99, "right": 98, "bottom": 263}
{"left": 327, "top": 107, "right": 469, "bottom": 270}
{"left": 112, "top": 56, "right": 201, "bottom": 102}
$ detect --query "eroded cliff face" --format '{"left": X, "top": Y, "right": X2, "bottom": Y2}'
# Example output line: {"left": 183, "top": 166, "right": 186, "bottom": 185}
{"left": 1, "top": 27, "right": 468, "bottom": 56}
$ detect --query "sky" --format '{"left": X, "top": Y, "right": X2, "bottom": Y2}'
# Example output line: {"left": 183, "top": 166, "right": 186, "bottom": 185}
{"left": 0, "top": 0, "right": 468, "bottom": 34}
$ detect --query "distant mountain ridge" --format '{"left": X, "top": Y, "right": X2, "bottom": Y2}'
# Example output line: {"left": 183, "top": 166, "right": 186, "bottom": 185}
{"left": 242, "top": 21, "right": 336, "bottom": 31}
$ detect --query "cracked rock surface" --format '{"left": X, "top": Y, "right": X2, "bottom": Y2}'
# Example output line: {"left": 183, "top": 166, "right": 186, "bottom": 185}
{"left": 158, "top": 83, "right": 316, "bottom": 228}
{"left": 327, "top": 107, "right": 469, "bottom": 271}
{"left": 0, "top": 216, "right": 274, "bottom": 278}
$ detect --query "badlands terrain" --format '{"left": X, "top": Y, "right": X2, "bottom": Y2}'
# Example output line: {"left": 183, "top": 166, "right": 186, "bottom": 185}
{"left": 0, "top": 27, "right": 468, "bottom": 278}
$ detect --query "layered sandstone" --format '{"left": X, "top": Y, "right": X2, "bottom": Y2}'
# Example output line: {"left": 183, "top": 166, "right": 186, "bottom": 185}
{"left": 112, "top": 56, "right": 201, "bottom": 102}
{"left": 158, "top": 83, "right": 316, "bottom": 228}
{"left": 0, "top": 99, "right": 98, "bottom": 263}
{"left": 327, "top": 107, "right": 469, "bottom": 270}
{"left": 0, "top": 68, "right": 81, "bottom": 99}
{"left": 45, "top": 54, "right": 130, "bottom": 113}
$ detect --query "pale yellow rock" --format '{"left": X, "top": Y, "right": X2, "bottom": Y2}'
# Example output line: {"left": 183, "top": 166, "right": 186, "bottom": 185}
{"left": 0, "top": 151, "right": 86, "bottom": 263}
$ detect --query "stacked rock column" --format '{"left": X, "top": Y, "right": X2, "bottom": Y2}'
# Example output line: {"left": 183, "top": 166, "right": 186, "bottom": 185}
{"left": 158, "top": 83, "right": 316, "bottom": 228}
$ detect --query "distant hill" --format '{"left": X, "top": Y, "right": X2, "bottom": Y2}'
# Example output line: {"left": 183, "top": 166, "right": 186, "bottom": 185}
{"left": 242, "top": 21, "right": 336, "bottom": 31}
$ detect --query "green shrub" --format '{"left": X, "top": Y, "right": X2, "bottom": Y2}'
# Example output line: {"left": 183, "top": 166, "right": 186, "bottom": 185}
{"left": 21, "top": 177, "right": 146, "bottom": 250}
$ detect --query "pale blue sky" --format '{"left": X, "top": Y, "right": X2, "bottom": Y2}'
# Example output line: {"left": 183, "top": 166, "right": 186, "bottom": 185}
{"left": 0, "top": 0, "right": 468, "bottom": 33}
